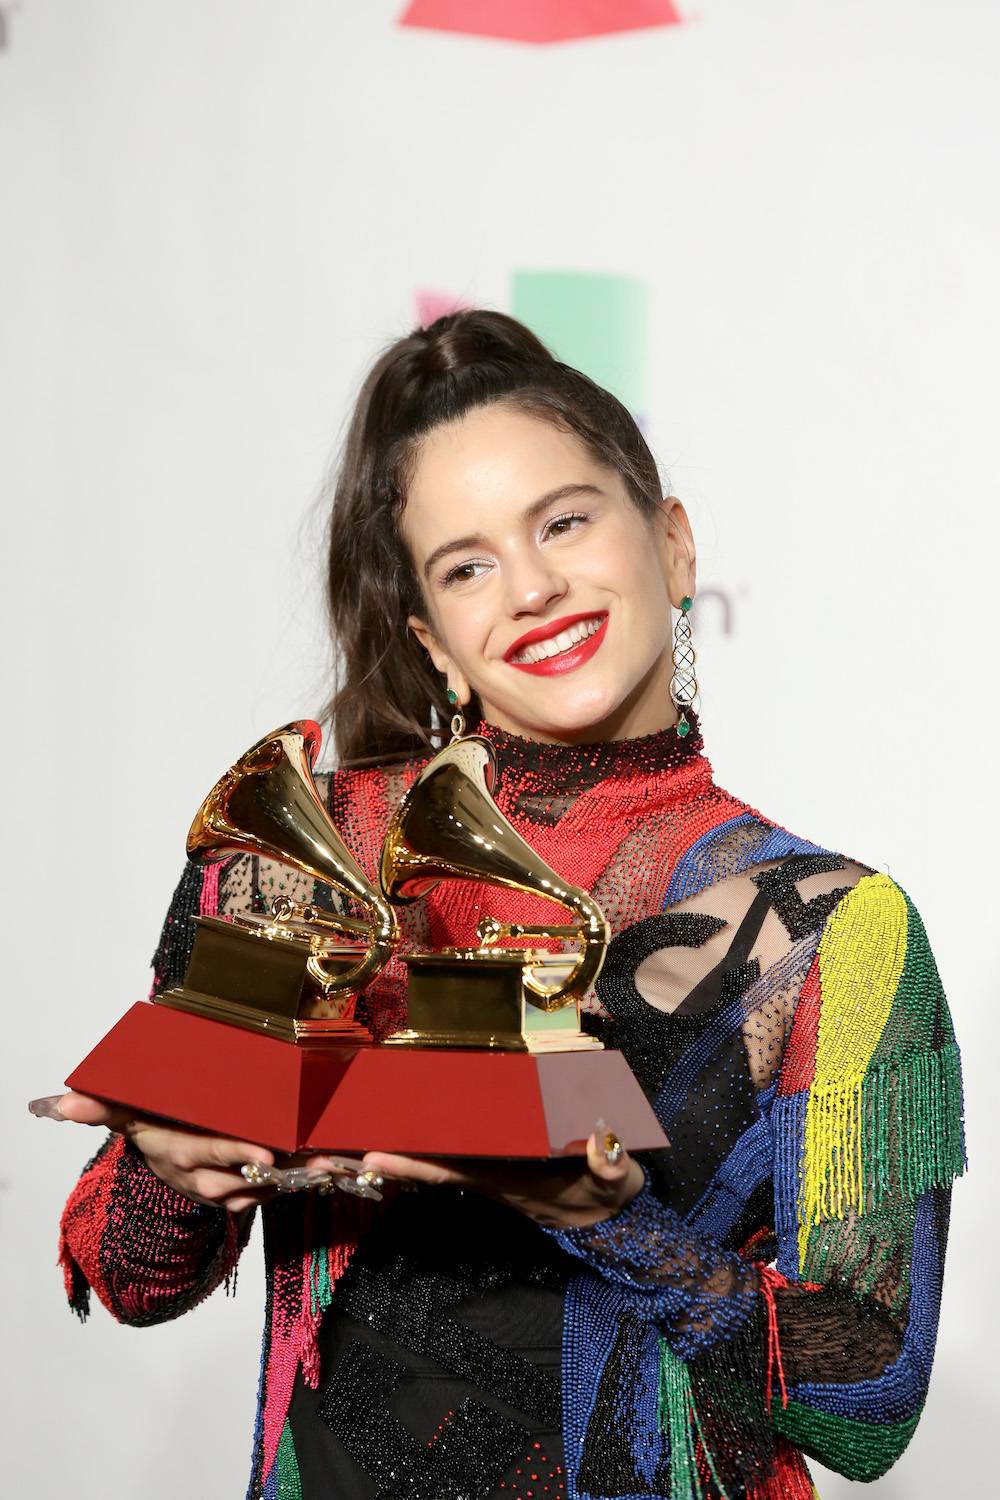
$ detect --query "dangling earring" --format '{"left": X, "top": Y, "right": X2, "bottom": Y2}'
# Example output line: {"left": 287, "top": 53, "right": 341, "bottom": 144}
{"left": 669, "top": 595, "right": 699, "bottom": 738}
{"left": 446, "top": 687, "right": 466, "bottom": 742}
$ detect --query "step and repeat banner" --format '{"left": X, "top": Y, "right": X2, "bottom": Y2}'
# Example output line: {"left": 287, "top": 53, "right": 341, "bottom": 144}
{"left": 3, "top": 3, "right": 996, "bottom": 1495}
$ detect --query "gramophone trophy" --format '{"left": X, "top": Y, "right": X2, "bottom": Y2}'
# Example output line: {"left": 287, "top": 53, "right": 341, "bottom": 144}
{"left": 301, "top": 734, "right": 668, "bottom": 1158}
{"left": 159, "top": 720, "right": 397, "bottom": 1043}
{"left": 67, "top": 723, "right": 667, "bottom": 1159}
{"left": 379, "top": 736, "right": 608, "bottom": 1051}
{"left": 66, "top": 722, "right": 400, "bottom": 1150}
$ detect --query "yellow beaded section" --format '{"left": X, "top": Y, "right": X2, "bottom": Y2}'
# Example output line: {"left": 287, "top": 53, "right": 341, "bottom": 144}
{"left": 799, "top": 874, "right": 907, "bottom": 1263}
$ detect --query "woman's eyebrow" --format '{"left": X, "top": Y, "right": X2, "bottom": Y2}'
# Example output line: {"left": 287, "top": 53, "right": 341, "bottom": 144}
{"left": 421, "top": 483, "right": 604, "bottom": 579}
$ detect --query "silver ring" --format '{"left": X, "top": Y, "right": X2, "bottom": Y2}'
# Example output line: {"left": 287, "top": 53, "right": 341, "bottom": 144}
{"left": 241, "top": 1162, "right": 266, "bottom": 1185}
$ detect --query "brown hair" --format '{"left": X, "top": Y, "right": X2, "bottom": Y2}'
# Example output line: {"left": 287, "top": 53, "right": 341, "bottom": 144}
{"left": 323, "top": 308, "right": 665, "bottom": 765}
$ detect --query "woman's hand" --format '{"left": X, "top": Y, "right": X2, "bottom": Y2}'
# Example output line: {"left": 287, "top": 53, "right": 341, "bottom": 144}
{"left": 31, "top": 1091, "right": 363, "bottom": 1214}
{"left": 352, "top": 1121, "right": 645, "bottom": 1231}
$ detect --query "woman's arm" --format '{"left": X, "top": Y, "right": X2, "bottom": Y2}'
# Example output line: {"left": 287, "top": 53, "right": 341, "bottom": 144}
{"left": 766, "top": 873, "right": 965, "bottom": 1479}
{"left": 58, "top": 1126, "right": 256, "bottom": 1325}
{"left": 542, "top": 873, "right": 966, "bottom": 1490}
{"left": 56, "top": 850, "right": 342, "bottom": 1324}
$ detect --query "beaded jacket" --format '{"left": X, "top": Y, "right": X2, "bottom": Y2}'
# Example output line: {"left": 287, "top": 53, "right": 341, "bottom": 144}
{"left": 58, "top": 717, "right": 966, "bottom": 1500}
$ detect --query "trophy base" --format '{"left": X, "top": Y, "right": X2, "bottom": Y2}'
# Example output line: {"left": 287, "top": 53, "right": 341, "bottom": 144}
{"left": 382, "top": 1028, "right": 603, "bottom": 1053}
{"left": 66, "top": 1002, "right": 667, "bottom": 1157}
{"left": 389, "top": 950, "right": 603, "bottom": 1052}
{"left": 157, "top": 986, "right": 372, "bottom": 1045}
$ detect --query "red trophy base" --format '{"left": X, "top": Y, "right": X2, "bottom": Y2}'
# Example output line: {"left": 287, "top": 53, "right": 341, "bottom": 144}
{"left": 67, "top": 1002, "right": 668, "bottom": 1157}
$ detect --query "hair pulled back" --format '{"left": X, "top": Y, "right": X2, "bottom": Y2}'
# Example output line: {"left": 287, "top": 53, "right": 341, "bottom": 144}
{"left": 324, "top": 308, "right": 664, "bottom": 764}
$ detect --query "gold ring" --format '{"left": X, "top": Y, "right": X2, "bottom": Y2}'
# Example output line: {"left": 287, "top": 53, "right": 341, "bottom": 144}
{"left": 241, "top": 1162, "right": 265, "bottom": 1185}
{"left": 602, "top": 1131, "right": 624, "bottom": 1166}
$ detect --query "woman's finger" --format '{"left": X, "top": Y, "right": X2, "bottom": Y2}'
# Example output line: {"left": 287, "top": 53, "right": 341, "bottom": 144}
{"left": 33, "top": 1091, "right": 136, "bottom": 1133}
{"left": 585, "top": 1118, "right": 633, "bottom": 1183}
{"left": 360, "top": 1151, "right": 467, "bottom": 1188}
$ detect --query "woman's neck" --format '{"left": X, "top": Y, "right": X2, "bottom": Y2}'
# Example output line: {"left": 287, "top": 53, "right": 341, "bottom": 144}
{"left": 475, "top": 711, "right": 704, "bottom": 797}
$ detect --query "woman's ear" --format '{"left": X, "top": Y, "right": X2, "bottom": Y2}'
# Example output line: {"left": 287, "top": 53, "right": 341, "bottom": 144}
{"left": 407, "top": 614, "right": 472, "bottom": 703}
{"left": 657, "top": 497, "right": 697, "bottom": 606}
{"left": 407, "top": 614, "right": 448, "bottom": 672}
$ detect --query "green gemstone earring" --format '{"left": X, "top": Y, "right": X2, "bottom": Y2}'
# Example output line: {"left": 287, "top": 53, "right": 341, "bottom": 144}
{"left": 446, "top": 687, "right": 466, "bottom": 742}
{"left": 669, "top": 595, "right": 699, "bottom": 738}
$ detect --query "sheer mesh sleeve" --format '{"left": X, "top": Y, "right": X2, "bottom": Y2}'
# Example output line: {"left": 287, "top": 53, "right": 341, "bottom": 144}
{"left": 549, "top": 1175, "right": 761, "bottom": 1357}
{"left": 546, "top": 864, "right": 965, "bottom": 1495}
{"left": 56, "top": 849, "right": 286, "bottom": 1326}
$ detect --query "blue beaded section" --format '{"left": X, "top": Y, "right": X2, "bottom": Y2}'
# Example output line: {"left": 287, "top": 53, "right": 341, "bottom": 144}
{"left": 546, "top": 1180, "right": 759, "bottom": 1362}
{"left": 663, "top": 814, "right": 831, "bottom": 907}
{"left": 686, "top": 1087, "right": 778, "bottom": 1241}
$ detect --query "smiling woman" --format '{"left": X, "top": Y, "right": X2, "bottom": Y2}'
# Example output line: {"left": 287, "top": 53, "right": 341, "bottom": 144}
{"left": 324, "top": 311, "right": 693, "bottom": 760}
{"left": 53, "top": 309, "right": 966, "bottom": 1500}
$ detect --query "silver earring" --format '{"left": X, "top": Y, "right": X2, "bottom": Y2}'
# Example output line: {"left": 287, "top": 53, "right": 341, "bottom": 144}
{"left": 669, "top": 595, "right": 699, "bottom": 738}
{"left": 446, "top": 688, "right": 466, "bottom": 742}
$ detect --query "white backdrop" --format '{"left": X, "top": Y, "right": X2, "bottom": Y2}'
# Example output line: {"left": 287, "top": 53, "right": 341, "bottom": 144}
{"left": 3, "top": 2, "right": 997, "bottom": 1494}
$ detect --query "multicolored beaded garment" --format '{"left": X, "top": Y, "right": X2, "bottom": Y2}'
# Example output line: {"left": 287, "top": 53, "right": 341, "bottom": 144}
{"left": 58, "top": 715, "right": 966, "bottom": 1499}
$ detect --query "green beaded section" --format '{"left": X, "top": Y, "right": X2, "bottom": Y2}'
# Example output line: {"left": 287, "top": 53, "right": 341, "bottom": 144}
{"left": 275, "top": 1419, "right": 302, "bottom": 1498}
{"left": 773, "top": 1399, "right": 920, "bottom": 1483}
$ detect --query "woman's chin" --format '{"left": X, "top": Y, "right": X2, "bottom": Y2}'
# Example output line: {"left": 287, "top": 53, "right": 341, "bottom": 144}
{"left": 486, "top": 682, "right": 636, "bottom": 742}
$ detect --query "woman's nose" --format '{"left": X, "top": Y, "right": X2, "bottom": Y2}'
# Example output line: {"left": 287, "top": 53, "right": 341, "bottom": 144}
{"left": 503, "top": 549, "right": 568, "bottom": 617}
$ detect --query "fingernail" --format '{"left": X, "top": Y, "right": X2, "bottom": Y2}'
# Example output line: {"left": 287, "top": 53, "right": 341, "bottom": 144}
{"left": 29, "top": 1095, "right": 67, "bottom": 1121}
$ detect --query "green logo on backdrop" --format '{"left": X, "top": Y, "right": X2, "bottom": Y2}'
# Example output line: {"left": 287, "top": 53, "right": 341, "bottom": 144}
{"left": 510, "top": 270, "right": 649, "bottom": 419}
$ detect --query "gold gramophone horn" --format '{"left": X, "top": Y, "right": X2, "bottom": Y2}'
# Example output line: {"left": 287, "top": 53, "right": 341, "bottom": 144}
{"left": 188, "top": 721, "right": 397, "bottom": 997}
{"left": 380, "top": 736, "right": 608, "bottom": 1011}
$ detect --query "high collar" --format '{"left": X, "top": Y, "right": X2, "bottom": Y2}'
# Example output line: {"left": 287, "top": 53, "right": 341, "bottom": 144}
{"left": 474, "top": 712, "right": 705, "bottom": 802}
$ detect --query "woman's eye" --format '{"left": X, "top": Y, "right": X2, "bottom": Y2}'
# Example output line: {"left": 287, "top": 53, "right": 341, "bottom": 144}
{"left": 543, "top": 511, "right": 588, "bottom": 539}
{"left": 441, "top": 559, "right": 490, "bottom": 588}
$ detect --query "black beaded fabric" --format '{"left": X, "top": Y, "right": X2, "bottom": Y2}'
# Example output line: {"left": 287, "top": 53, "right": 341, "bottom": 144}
{"left": 288, "top": 1186, "right": 571, "bottom": 1499}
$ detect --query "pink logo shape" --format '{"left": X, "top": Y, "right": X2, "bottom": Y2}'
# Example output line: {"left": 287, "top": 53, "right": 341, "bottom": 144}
{"left": 414, "top": 289, "right": 475, "bottom": 327}
{"left": 398, "top": 1, "right": 683, "bottom": 44}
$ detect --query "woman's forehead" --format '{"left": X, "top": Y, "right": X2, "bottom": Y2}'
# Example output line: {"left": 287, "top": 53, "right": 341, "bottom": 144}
{"left": 402, "top": 406, "right": 614, "bottom": 537}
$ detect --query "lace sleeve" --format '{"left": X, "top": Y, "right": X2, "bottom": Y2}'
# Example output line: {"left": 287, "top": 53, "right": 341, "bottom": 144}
{"left": 766, "top": 873, "right": 966, "bottom": 1481}
{"left": 547, "top": 1177, "right": 760, "bottom": 1358}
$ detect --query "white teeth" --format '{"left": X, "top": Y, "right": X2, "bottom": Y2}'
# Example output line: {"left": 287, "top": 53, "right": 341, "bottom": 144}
{"left": 512, "top": 616, "right": 603, "bottom": 665}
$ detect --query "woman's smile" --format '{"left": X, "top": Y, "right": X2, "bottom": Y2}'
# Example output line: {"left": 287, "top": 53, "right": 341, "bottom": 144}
{"left": 505, "top": 611, "right": 609, "bottom": 674}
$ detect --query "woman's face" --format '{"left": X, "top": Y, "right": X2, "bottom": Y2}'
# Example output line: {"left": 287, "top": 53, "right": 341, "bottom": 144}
{"left": 401, "top": 403, "right": 695, "bottom": 744}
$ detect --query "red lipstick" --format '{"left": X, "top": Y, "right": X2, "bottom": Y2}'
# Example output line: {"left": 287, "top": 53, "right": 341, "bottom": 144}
{"left": 505, "top": 612, "right": 609, "bottom": 677}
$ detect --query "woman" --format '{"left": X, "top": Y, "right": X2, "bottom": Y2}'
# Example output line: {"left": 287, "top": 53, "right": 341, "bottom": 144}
{"left": 47, "top": 310, "right": 966, "bottom": 1499}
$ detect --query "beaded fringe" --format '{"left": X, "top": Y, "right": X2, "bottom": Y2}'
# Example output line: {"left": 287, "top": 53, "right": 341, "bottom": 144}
{"left": 655, "top": 1308, "right": 771, "bottom": 1499}
{"left": 797, "top": 1042, "right": 966, "bottom": 1267}
{"left": 299, "top": 1234, "right": 352, "bottom": 1386}
{"left": 654, "top": 1264, "right": 826, "bottom": 1500}
{"left": 657, "top": 1346, "right": 816, "bottom": 1500}
{"left": 742, "top": 1439, "right": 816, "bottom": 1500}
{"left": 659, "top": 1343, "right": 719, "bottom": 1499}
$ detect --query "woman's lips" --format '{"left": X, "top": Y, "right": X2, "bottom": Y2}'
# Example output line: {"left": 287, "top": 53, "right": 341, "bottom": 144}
{"left": 506, "top": 614, "right": 609, "bottom": 676}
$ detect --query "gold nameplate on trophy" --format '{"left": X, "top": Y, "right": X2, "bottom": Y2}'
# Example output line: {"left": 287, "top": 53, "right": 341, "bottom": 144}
{"left": 379, "top": 737, "right": 609, "bottom": 1052}
{"left": 158, "top": 722, "right": 398, "bottom": 1044}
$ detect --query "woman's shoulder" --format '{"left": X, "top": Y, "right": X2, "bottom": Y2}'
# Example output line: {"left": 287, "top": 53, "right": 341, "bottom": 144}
{"left": 665, "top": 771, "right": 877, "bottom": 908}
